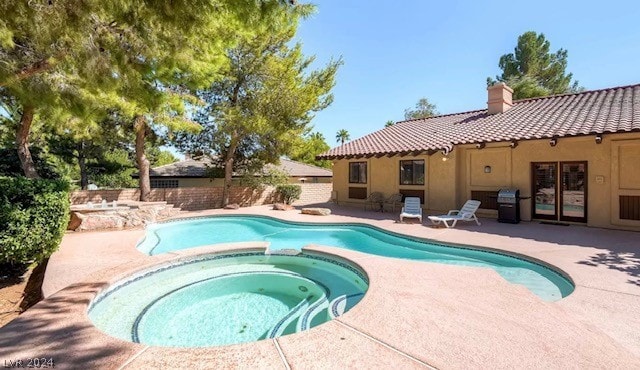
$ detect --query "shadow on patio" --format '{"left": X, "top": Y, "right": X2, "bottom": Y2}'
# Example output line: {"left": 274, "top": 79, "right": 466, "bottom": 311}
{"left": 0, "top": 281, "right": 141, "bottom": 368}
{"left": 577, "top": 251, "right": 640, "bottom": 287}
{"left": 296, "top": 202, "right": 405, "bottom": 222}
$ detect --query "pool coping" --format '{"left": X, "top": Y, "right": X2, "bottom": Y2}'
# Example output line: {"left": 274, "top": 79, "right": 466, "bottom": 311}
{"left": 2, "top": 206, "right": 640, "bottom": 368}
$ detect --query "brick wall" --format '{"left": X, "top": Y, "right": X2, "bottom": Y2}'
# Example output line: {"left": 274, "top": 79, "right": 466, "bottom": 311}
{"left": 294, "top": 183, "right": 333, "bottom": 205}
{"left": 70, "top": 183, "right": 333, "bottom": 211}
{"left": 70, "top": 189, "right": 140, "bottom": 204}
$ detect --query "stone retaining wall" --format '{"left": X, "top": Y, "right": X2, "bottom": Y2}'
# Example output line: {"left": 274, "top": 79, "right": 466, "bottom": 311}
{"left": 70, "top": 183, "right": 333, "bottom": 211}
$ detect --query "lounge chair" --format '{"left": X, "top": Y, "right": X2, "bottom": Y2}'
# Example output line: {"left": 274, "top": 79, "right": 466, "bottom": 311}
{"left": 399, "top": 197, "right": 422, "bottom": 223}
{"left": 364, "top": 192, "right": 385, "bottom": 211}
{"left": 428, "top": 200, "right": 482, "bottom": 228}
{"left": 383, "top": 193, "right": 403, "bottom": 212}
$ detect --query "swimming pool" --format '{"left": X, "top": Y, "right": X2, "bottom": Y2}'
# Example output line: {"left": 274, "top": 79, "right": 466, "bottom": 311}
{"left": 138, "top": 215, "right": 574, "bottom": 302}
{"left": 89, "top": 251, "right": 368, "bottom": 347}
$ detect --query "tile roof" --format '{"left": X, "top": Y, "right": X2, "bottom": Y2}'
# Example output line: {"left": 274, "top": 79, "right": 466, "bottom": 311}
{"left": 318, "top": 83, "right": 640, "bottom": 159}
{"left": 145, "top": 157, "right": 332, "bottom": 178}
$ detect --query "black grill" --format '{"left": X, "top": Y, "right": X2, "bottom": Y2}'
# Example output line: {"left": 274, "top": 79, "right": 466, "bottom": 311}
{"left": 497, "top": 188, "right": 520, "bottom": 223}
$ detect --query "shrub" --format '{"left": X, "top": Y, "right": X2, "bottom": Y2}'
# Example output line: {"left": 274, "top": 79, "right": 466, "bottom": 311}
{"left": 276, "top": 184, "right": 302, "bottom": 205}
{"left": 0, "top": 177, "right": 70, "bottom": 265}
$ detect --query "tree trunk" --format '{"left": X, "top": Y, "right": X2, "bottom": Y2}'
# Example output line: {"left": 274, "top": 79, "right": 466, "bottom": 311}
{"left": 134, "top": 116, "right": 151, "bottom": 202}
{"left": 221, "top": 140, "right": 238, "bottom": 207}
{"left": 16, "top": 106, "right": 40, "bottom": 179}
{"left": 78, "top": 141, "right": 88, "bottom": 190}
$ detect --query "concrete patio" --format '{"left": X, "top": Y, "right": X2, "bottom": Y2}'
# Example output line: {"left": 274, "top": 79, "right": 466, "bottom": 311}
{"left": 1, "top": 204, "right": 639, "bottom": 369}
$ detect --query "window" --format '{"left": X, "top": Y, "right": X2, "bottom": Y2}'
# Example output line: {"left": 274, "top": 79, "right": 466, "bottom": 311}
{"left": 150, "top": 179, "right": 179, "bottom": 188}
{"left": 349, "top": 162, "right": 367, "bottom": 184}
{"left": 400, "top": 160, "right": 425, "bottom": 185}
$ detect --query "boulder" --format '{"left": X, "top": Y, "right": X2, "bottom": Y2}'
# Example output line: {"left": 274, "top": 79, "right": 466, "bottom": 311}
{"left": 67, "top": 212, "right": 83, "bottom": 231}
{"left": 273, "top": 203, "right": 295, "bottom": 211}
{"left": 68, "top": 203, "right": 181, "bottom": 231}
{"left": 301, "top": 207, "right": 331, "bottom": 216}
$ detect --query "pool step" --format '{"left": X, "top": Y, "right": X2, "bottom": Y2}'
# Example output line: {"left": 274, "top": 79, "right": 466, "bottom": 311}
{"left": 329, "top": 293, "right": 365, "bottom": 319}
{"left": 267, "top": 297, "right": 310, "bottom": 339}
{"left": 296, "top": 293, "right": 328, "bottom": 332}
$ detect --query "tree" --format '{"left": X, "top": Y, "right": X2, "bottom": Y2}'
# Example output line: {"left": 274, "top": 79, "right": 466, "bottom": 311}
{"left": 149, "top": 149, "right": 178, "bottom": 168}
{"left": 488, "top": 31, "right": 583, "bottom": 99}
{"left": 0, "top": 1, "right": 104, "bottom": 178}
{"left": 404, "top": 98, "right": 438, "bottom": 120}
{"left": 172, "top": 6, "right": 340, "bottom": 206}
{"left": 47, "top": 112, "right": 131, "bottom": 189}
{"left": 289, "top": 131, "right": 331, "bottom": 168}
{"left": 336, "top": 129, "right": 350, "bottom": 144}
{"left": 385, "top": 120, "right": 395, "bottom": 127}
{"left": 0, "top": 0, "right": 296, "bottom": 198}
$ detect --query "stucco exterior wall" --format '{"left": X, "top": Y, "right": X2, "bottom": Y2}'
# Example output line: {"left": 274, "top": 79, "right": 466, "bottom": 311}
{"left": 331, "top": 133, "right": 640, "bottom": 231}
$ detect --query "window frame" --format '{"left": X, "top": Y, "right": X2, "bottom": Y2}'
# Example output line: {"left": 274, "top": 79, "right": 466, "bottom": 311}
{"left": 399, "top": 159, "right": 425, "bottom": 185}
{"left": 150, "top": 179, "right": 179, "bottom": 188}
{"left": 349, "top": 162, "right": 367, "bottom": 184}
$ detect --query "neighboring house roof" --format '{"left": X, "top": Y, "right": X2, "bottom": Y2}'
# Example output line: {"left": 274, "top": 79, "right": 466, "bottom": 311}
{"left": 140, "top": 157, "right": 332, "bottom": 178}
{"left": 318, "top": 83, "right": 640, "bottom": 159}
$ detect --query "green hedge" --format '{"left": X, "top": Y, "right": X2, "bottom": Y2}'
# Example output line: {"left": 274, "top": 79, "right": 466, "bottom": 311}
{"left": 0, "top": 177, "right": 70, "bottom": 265}
{"left": 276, "top": 184, "right": 302, "bottom": 205}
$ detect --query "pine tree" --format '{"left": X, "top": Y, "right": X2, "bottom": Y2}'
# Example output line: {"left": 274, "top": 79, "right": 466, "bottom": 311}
{"left": 489, "top": 31, "right": 583, "bottom": 99}
{"left": 0, "top": 0, "right": 296, "bottom": 200}
{"left": 404, "top": 98, "right": 438, "bottom": 120}
{"left": 172, "top": 5, "right": 340, "bottom": 206}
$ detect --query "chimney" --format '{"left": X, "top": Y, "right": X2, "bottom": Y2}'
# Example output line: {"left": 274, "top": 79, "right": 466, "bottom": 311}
{"left": 487, "top": 83, "right": 513, "bottom": 114}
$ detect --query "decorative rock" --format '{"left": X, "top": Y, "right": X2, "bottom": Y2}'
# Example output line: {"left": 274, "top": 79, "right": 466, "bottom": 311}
{"left": 301, "top": 207, "right": 331, "bottom": 216}
{"left": 273, "top": 203, "right": 295, "bottom": 211}
{"left": 67, "top": 212, "right": 83, "bottom": 231}
{"left": 68, "top": 203, "right": 182, "bottom": 231}
{"left": 224, "top": 203, "right": 240, "bottom": 210}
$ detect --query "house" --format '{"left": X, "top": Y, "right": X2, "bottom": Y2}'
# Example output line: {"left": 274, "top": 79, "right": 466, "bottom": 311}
{"left": 318, "top": 83, "right": 640, "bottom": 231}
{"left": 139, "top": 157, "right": 332, "bottom": 188}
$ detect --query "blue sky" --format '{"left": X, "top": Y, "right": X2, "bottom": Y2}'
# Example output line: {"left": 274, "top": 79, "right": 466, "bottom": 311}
{"left": 295, "top": 0, "right": 640, "bottom": 147}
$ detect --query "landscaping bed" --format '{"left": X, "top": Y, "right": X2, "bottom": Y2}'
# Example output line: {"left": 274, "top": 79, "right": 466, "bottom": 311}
{"left": 0, "top": 262, "right": 46, "bottom": 328}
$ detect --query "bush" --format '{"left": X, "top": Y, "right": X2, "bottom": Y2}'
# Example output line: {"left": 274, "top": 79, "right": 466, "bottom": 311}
{"left": 0, "top": 177, "right": 70, "bottom": 265}
{"left": 276, "top": 184, "right": 302, "bottom": 205}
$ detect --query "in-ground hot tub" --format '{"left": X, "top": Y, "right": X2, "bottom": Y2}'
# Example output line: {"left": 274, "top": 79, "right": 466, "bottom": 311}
{"left": 88, "top": 250, "right": 368, "bottom": 347}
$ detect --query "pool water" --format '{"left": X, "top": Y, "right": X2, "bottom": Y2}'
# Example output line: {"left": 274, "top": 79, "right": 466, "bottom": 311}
{"left": 139, "top": 216, "right": 574, "bottom": 301}
{"left": 89, "top": 252, "right": 368, "bottom": 347}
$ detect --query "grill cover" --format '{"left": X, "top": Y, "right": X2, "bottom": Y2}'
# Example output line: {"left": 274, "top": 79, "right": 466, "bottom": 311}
{"left": 497, "top": 189, "right": 520, "bottom": 204}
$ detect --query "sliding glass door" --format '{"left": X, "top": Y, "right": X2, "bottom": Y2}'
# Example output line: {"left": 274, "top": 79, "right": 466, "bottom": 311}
{"left": 533, "top": 163, "right": 557, "bottom": 220}
{"left": 532, "top": 161, "right": 587, "bottom": 223}
{"left": 560, "top": 162, "right": 587, "bottom": 222}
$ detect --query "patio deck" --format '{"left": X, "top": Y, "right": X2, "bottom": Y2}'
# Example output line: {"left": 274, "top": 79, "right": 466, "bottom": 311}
{"left": 1, "top": 204, "right": 639, "bottom": 368}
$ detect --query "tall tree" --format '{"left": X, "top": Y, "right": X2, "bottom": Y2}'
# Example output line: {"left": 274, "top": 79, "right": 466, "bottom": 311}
{"left": 336, "top": 129, "right": 350, "bottom": 144}
{"left": 98, "top": 2, "right": 297, "bottom": 201}
{"left": 0, "top": 0, "right": 294, "bottom": 195}
{"left": 488, "top": 31, "right": 583, "bottom": 99}
{"left": 0, "top": 1, "right": 103, "bottom": 178}
{"left": 289, "top": 131, "right": 331, "bottom": 168}
{"left": 47, "top": 112, "right": 131, "bottom": 189}
{"left": 172, "top": 5, "right": 340, "bottom": 206}
{"left": 404, "top": 98, "right": 438, "bottom": 120}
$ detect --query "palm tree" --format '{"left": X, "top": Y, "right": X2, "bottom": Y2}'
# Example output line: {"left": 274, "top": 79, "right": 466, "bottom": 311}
{"left": 336, "top": 129, "right": 350, "bottom": 144}
{"left": 310, "top": 132, "right": 326, "bottom": 141}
